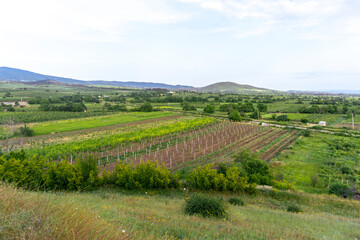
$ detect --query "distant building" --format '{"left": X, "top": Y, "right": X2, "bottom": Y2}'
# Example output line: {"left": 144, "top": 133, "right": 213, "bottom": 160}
{"left": 319, "top": 121, "right": 327, "bottom": 126}
{"left": 1, "top": 101, "right": 29, "bottom": 107}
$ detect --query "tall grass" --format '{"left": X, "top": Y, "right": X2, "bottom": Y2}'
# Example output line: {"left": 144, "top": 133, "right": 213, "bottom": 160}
{"left": 1, "top": 184, "right": 360, "bottom": 240}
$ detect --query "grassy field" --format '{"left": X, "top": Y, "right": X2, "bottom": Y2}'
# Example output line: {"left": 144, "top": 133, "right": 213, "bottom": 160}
{"left": 271, "top": 133, "right": 360, "bottom": 193}
{"left": 30, "top": 111, "right": 176, "bottom": 135}
{"left": 1, "top": 185, "right": 360, "bottom": 240}
{"left": 267, "top": 101, "right": 311, "bottom": 113}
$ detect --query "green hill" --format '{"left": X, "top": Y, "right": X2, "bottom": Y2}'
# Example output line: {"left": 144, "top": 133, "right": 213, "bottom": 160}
{"left": 197, "top": 81, "right": 277, "bottom": 93}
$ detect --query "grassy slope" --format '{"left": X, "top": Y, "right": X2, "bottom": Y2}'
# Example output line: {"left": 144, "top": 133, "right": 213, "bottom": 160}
{"left": 1, "top": 185, "right": 360, "bottom": 240}
{"left": 30, "top": 112, "right": 175, "bottom": 135}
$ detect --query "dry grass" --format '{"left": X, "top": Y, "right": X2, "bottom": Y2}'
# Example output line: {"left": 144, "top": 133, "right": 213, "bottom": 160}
{"left": 0, "top": 185, "right": 129, "bottom": 240}
{"left": 1, "top": 184, "right": 360, "bottom": 240}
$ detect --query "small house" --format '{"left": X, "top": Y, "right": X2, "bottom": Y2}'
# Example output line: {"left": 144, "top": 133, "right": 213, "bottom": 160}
{"left": 319, "top": 121, "right": 327, "bottom": 126}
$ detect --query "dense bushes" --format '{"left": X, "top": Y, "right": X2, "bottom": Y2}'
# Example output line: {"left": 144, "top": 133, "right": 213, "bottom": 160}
{"left": 184, "top": 194, "right": 227, "bottom": 218}
{"left": 188, "top": 164, "right": 247, "bottom": 192}
{"left": 17, "top": 125, "right": 34, "bottom": 137}
{"left": 113, "top": 161, "right": 179, "bottom": 190}
{"left": 233, "top": 150, "right": 273, "bottom": 185}
{"left": 0, "top": 154, "right": 100, "bottom": 191}
{"left": 0, "top": 150, "right": 289, "bottom": 194}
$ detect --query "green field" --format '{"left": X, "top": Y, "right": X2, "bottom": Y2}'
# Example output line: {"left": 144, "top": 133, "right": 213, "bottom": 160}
{"left": 271, "top": 133, "right": 360, "bottom": 193}
{"left": 262, "top": 113, "right": 346, "bottom": 125}
{"left": 30, "top": 111, "right": 175, "bottom": 135}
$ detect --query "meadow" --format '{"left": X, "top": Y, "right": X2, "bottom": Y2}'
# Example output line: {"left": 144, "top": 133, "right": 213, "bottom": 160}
{"left": 1, "top": 184, "right": 360, "bottom": 240}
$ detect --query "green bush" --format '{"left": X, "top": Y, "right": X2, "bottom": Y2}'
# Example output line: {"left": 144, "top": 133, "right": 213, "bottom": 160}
{"left": 329, "top": 182, "right": 352, "bottom": 197}
{"left": 139, "top": 102, "right": 153, "bottom": 112}
{"left": 228, "top": 197, "right": 245, "bottom": 206}
{"left": 300, "top": 118, "right": 309, "bottom": 124}
{"left": 233, "top": 150, "right": 273, "bottom": 185}
{"left": 184, "top": 194, "right": 227, "bottom": 218}
{"left": 229, "top": 110, "right": 242, "bottom": 122}
{"left": 17, "top": 125, "right": 34, "bottom": 137}
{"left": 188, "top": 164, "right": 247, "bottom": 192}
{"left": 287, "top": 204, "right": 302, "bottom": 213}
{"left": 276, "top": 115, "right": 289, "bottom": 121}
{"left": 272, "top": 180, "right": 295, "bottom": 191}
{"left": 114, "top": 161, "right": 179, "bottom": 190}
{"left": 203, "top": 105, "right": 215, "bottom": 114}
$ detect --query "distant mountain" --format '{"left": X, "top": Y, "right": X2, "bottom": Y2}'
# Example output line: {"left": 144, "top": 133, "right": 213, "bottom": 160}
{"left": 196, "top": 81, "right": 276, "bottom": 93}
{"left": 0, "top": 67, "right": 193, "bottom": 90}
{"left": 287, "top": 90, "right": 360, "bottom": 95}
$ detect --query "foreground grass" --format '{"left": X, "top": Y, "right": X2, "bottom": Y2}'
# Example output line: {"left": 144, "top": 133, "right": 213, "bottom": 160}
{"left": 30, "top": 111, "right": 175, "bottom": 135}
{"left": 1, "top": 185, "right": 360, "bottom": 240}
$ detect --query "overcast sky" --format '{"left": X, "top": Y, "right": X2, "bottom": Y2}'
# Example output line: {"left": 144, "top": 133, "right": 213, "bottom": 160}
{"left": 1, "top": 0, "right": 360, "bottom": 90}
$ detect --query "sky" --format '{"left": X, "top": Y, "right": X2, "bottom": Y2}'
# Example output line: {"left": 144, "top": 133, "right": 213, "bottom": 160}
{"left": 1, "top": 0, "right": 360, "bottom": 90}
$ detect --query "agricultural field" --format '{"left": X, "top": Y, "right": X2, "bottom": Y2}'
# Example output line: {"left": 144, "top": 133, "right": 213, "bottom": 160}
{"left": 1, "top": 84, "right": 360, "bottom": 239}
{"left": 29, "top": 111, "right": 175, "bottom": 135}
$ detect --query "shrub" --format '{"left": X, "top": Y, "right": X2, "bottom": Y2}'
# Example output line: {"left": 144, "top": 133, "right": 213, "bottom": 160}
{"left": 44, "top": 161, "right": 82, "bottom": 191}
{"left": 302, "top": 129, "right": 311, "bottom": 137}
{"left": 229, "top": 110, "right": 242, "bottom": 122}
{"left": 17, "top": 125, "right": 34, "bottom": 137}
{"left": 329, "top": 182, "right": 351, "bottom": 197}
{"left": 203, "top": 105, "right": 215, "bottom": 114}
{"left": 114, "top": 161, "right": 179, "bottom": 190}
{"left": 184, "top": 194, "right": 227, "bottom": 218}
{"left": 287, "top": 204, "right": 302, "bottom": 213}
{"left": 300, "top": 118, "right": 309, "bottom": 124}
{"left": 276, "top": 115, "right": 289, "bottom": 121}
{"left": 139, "top": 102, "right": 153, "bottom": 112}
{"left": 75, "top": 156, "right": 100, "bottom": 190}
{"left": 188, "top": 164, "right": 247, "bottom": 192}
{"left": 228, "top": 197, "right": 244, "bottom": 206}
{"left": 272, "top": 179, "right": 295, "bottom": 191}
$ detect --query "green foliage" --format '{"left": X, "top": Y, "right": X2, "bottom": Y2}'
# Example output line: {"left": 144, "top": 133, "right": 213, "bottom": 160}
{"left": 287, "top": 204, "right": 302, "bottom": 213}
{"left": 188, "top": 164, "right": 247, "bottom": 192}
{"left": 203, "top": 104, "right": 215, "bottom": 114}
{"left": 182, "top": 102, "right": 196, "bottom": 111}
{"left": 184, "top": 194, "right": 227, "bottom": 218}
{"left": 276, "top": 115, "right": 289, "bottom": 121}
{"left": 257, "top": 103, "right": 268, "bottom": 112}
{"left": 272, "top": 180, "right": 295, "bottom": 191}
{"left": 113, "top": 161, "right": 179, "bottom": 190}
{"left": 302, "top": 129, "right": 311, "bottom": 137}
{"left": 234, "top": 150, "right": 273, "bottom": 185}
{"left": 229, "top": 110, "right": 242, "bottom": 122}
{"left": 228, "top": 197, "right": 245, "bottom": 206}
{"left": 300, "top": 118, "right": 309, "bottom": 124}
{"left": 329, "top": 182, "right": 351, "bottom": 197}
{"left": 17, "top": 125, "right": 34, "bottom": 137}
{"left": 0, "top": 153, "right": 100, "bottom": 191}
{"left": 139, "top": 102, "right": 153, "bottom": 112}
{"left": 44, "top": 161, "right": 82, "bottom": 191}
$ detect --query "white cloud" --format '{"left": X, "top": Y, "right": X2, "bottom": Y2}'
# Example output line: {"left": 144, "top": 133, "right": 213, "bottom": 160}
{"left": 176, "top": 0, "right": 349, "bottom": 38}
{"left": 177, "top": 0, "right": 344, "bottom": 19}
{"left": 0, "top": 0, "right": 189, "bottom": 42}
